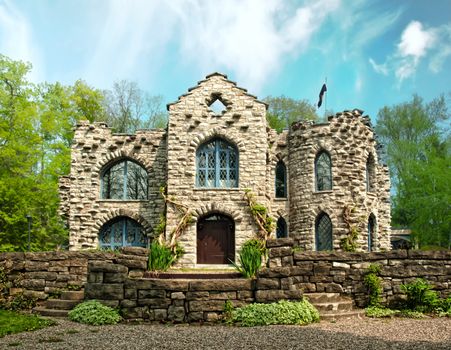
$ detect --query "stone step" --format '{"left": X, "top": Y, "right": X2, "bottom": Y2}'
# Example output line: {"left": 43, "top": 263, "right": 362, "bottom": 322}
{"left": 320, "top": 309, "right": 365, "bottom": 321}
{"left": 33, "top": 307, "right": 69, "bottom": 318}
{"left": 60, "top": 290, "right": 85, "bottom": 301}
{"left": 304, "top": 293, "right": 343, "bottom": 303}
{"left": 45, "top": 299, "right": 81, "bottom": 310}
{"left": 313, "top": 300, "right": 353, "bottom": 312}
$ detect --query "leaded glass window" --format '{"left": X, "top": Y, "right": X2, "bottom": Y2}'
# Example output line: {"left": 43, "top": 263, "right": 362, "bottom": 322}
{"left": 275, "top": 161, "right": 287, "bottom": 198}
{"left": 366, "top": 155, "right": 376, "bottom": 192}
{"left": 368, "top": 214, "right": 376, "bottom": 252}
{"left": 196, "top": 139, "right": 238, "bottom": 188}
{"left": 315, "top": 151, "right": 332, "bottom": 191}
{"left": 99, "top": 217, "right": 147, "bottom": 250}
{"left": 276, "top": 217, "right": 287, "bottom": 238}
{"left": 315, "top": 213, "right": 333, "bottom": 251}
{"left": 101, "top": 160, "right": 148, "bottom": 200}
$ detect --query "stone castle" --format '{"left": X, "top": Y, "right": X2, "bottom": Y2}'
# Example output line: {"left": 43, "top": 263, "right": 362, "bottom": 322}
{"left": 59, "top": 73, "right": 391, "bottom": 267}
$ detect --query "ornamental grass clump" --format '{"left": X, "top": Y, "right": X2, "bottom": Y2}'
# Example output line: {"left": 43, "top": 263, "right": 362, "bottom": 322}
{"left": 148, "top": 241, "right": 184, "bottom": 272}
{"left": 231, "top": 239, "right": 266, "bottom": 278}
{"left": 68, "top": 300, "right": 121, "bottom": 325}
{"left": 229, "top": 299, "right": 319, "bottom": 326}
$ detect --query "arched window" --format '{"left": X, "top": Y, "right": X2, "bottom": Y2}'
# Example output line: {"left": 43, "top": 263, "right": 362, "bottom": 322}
{"left": 101, "top": 159, "right": 148, "bottom": 200}
{"left": 315, "top": 151, "right": 332, "bottom": 191}
{"left": 276, "top": 217, "right": 287, "bottom": 238}
{"left": 99, "top": 217, "right": 147, "bottom": 250}
{"left": 315, "top": 213, "right": 333, "bottom": 251}
{"left": 196, "top": 138, "right": 238, "bottom": 188}
{"left": 368, "top": 214, "right": 376, "bottom": 252}
{"left": 366, "top": 154, "right": 376, "bottom": 192}
{"left": 275, "top": 161, "right": 287, "bottom": 198}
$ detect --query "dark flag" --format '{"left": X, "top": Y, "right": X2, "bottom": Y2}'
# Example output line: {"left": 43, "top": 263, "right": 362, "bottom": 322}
{"left": 317, "top": 83, "right": 327, "bottom": 108}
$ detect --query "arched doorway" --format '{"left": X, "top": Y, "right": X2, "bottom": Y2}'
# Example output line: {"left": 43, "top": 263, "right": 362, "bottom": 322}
{"left": 197, "top": 213, "right": 235, "bottom": 264}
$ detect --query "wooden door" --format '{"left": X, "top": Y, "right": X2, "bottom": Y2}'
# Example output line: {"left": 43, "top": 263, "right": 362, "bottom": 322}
{"left": 197, "top": 215, "right": 234, "bottom": 264}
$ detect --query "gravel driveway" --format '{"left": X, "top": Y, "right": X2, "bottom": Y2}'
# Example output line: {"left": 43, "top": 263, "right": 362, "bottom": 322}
{"left": 1, "top": 317, "right": 450, "bottom": 350}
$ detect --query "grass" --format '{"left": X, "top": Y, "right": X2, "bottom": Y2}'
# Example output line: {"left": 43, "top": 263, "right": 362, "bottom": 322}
{"left": 0, "top": 309, "right": 56, "bottom": 338}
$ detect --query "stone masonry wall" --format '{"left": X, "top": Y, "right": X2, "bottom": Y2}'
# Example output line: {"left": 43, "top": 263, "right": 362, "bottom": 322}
{"left": 265, "top": 239, "right": 451, "bottom": 308}
{"left": 166, "top": 73, "right": 270, "bottom": 266}
{"left": 288, "top": 110, "right": 391, "bottom": 251}
{"left": 65, "top": 122, "right": 167, "bottom": 250}
{"left": 0, "top": 247, "right": 147, "bottom": 301}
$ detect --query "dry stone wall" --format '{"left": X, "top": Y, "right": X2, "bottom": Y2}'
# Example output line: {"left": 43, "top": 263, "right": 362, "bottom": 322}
{"left": 60, "top": 73, "right": 391, "bottom": 265}
{"left": 288, "top": 110, "right": 391, "bottom": 251}
{"left": 265, "top": 239, "right": 451, "bottom": 308}
{"left": 64, "top": 122, "right": 167, "bottom": 250}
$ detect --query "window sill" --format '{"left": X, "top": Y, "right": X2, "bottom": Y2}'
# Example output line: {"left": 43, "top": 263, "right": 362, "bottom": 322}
{"left": 97, "top": 199, "right": 149, "bottom": 203}
{"left": 274, "top": 197, "right": 288, "bottom": 201}
{"left": 193, "top": 188, "right": 241, "bottom": 191}
{"left": 313, "top": 190, "right": 333, "bottom": 194}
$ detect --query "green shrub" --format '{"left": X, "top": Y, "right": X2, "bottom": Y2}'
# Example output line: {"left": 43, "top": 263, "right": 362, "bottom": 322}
{"left": 398, "top": 309, "right": 426, "bottom": 319}
{"left": 68, "top": 300, "right": 121, "bottom": 325}
{"left": 400, "top": 278, "right": 439, "bottom": 312}
{"left": 231, "top": 239, "right": 265, "bottom": 278}
{"left": 363, "top": 264, "right": 382, "bottom": 307}
{"left": 229, "top": 299, "right": 319, "bottom": 326}
{"left": 365, "top": 306, "right": 399, "bottom": 318}
{"left": 148, "top": 241, "right": 183, "bottom": 272}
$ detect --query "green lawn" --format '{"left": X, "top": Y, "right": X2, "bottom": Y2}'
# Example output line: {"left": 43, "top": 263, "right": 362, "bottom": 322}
{"left": 0, "top": 310, "right": 56, "bottom": 337}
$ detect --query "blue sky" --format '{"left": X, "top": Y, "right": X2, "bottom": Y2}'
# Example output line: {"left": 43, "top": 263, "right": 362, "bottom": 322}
{"left": 1, "top": 0, "right": 450, "bottom": 120}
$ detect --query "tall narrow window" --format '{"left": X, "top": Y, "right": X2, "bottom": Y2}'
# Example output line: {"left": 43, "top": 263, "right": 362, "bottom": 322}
{"left": 101, "top": 160, "right": 148, "bottom": 200}
{"left": 315, "top": 151, "right": 332, "bottom": 191}
{"left": 368, "top": 214, "right": 376, "bottom": 252}
{"left": 99, "top": 217, "right": 147, "bottom": 250}
{"left": 196, "top": 138, "right": 238, "bottom": 188}
{"left": 366, "top": 154, "right": 376, "bottom": 192}
{"left": 275, "top": 161, "right": 287, "bottom": 198}
{"left": 276, "top": 217, "right": 287, "bottom": 238}
{"left": 315, "top": 213, "right": 333, "bottom": 251}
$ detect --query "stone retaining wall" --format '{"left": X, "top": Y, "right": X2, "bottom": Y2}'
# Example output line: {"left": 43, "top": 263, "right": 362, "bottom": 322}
{"left": 0, "top": 247, "right": 147, "bottom": 300}
{"left": 266, "top": 239, "right": 451, "bottom": 307}
{"left": 2, "top": 245, "right": 450, "bottom": 321}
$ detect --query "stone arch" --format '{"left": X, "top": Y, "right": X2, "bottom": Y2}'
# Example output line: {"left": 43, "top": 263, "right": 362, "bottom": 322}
{"left": 314, "top": 211, "right": 333, "bottom": 251}
{"left": 93, "top": 150, "right": 153, "bottom": 175}
{"left": 189, "top": 128, "right": 245, "bottom": 154}
{"left": 93, "top": 208, "right": 153, "bottom": 234}
{"left": 192, "top": 203, "right": 243, "bottom": 223}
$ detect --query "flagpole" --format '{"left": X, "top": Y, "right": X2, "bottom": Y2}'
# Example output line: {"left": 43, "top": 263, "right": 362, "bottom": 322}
{"left": 324, "top": 77, "right": 327, "bottom": 119}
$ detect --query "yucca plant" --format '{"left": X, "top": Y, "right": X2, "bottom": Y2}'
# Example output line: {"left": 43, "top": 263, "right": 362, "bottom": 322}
{"left": 231, "top": 239, "right": 265, "bottom": 278}
{"left": 148, "top": 241, "right": 183, "bottom": 271}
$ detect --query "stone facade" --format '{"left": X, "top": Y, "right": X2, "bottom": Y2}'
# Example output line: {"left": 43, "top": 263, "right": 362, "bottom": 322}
{"left": 60, "top": 72, "right": 391, "bottom": 266}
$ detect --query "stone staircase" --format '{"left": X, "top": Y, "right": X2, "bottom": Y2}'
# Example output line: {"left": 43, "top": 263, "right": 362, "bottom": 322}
{"left": 304, "top": 292, "right": 364, "bottom": 321}
{"left": 33, "top": 290, "right": 84, "bottom": 317}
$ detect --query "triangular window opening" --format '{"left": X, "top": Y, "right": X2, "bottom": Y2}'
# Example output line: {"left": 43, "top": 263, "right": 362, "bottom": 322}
{"left": 209, "top": 98, "right": 227, "bottom": 115}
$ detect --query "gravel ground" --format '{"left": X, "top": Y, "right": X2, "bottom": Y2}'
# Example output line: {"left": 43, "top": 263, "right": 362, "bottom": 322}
{"left": 1, "top": 317, "right": 450, "bottom": 350}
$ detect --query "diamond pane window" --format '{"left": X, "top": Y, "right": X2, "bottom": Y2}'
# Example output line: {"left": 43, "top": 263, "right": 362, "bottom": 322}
{"left": 101, "top": 160, "right": 148, "bottom": 200}
{"left": 276, "top": 217, "right": 287, "bottom": 238}
{"left": 196, "top": 139, "right": 238, "bottom": 188}
{"left": 315, "top": 213, "right": 333, "bottom": 251}
{"left": 315, "top": 151, "right": 332, "bottom": 191}
{"left": 99, "top": 217, "right": 147, "bottom": 250}
{"left": 275, "top": 160, "right": 287, "bottom": 198}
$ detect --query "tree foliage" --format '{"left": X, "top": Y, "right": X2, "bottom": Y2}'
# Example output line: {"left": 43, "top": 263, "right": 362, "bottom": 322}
{"left": 376, "top": 94, "right": 450, "bottom": 248}
{"left": 263, "top": 96, "right": 318, "bottom": 132}
{"left": 102, "top": 80, "right": 167, "bottom": 133}
{"left": 0, "top": 55, "right": 106, "bottom": 251}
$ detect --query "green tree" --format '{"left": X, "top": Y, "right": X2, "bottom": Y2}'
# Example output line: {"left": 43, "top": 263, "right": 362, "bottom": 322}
{"left": 0, "top": 55, "right": 107, "bottom": 251}
{"left": 263, "top": 96, "right": 318, "bottom": 132}
{"left": 376, "top": 94, "right": 450, "bottom": 248}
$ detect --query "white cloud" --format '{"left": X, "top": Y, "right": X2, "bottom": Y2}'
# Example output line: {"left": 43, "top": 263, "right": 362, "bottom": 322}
{"left": 370, "top": 20, "right": 451, "bottom": 84}
{"left": 0, "top": 0, "right": 43, "bottom": 81}
{"left": 171, "top": 0, "right": 341, "bottom": 93}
